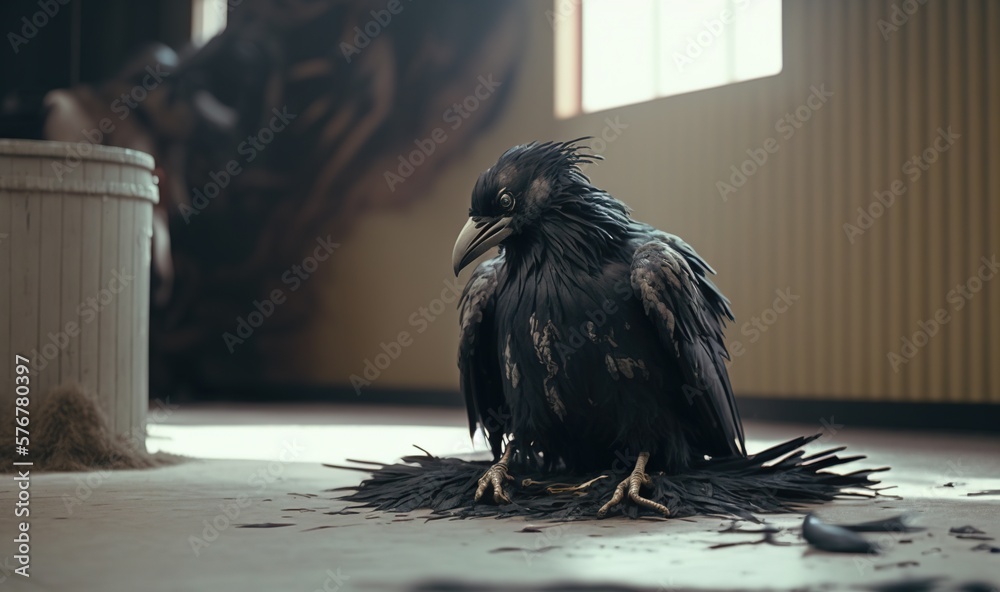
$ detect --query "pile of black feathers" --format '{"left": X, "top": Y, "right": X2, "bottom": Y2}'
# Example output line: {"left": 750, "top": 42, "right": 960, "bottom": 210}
{"left": 331, "top": 435, "right": 888, "bottom": 521}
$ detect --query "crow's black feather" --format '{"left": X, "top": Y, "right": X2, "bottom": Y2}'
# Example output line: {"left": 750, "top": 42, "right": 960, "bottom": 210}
{"left": 459, "top": 139, "right": 745, "bottom": 472}
{"left": 334, "top": 436, "right": 888, "bottom": 521}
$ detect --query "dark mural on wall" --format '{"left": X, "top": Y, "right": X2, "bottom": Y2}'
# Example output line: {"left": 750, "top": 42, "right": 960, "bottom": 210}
{"left": 2, "top": 0, "right": 528, "bottom": 399}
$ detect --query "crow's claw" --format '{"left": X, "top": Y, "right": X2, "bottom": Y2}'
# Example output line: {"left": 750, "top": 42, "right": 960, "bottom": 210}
{"left": 475, "top": 461, "right": 515, "bottom": 504}
{"left": 597, "top": 451, "right": 670, "bottom": 518}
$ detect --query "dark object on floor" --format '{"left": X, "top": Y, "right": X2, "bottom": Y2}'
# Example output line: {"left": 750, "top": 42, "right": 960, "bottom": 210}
{"left": 837, "top": 512, "right": 924, "bottom": 533}
{"left": 0, "top": 384, "right": 181, "bottom": 472}
{"left": 802, "top": 514, "right": 881, "bottom": 554}
{"left": 970, "top": 543, "right": 1000, "bottom": 553}
{"left": 874, "top": 561, "right": 920, "bottom": 570}
{"left": 332, "top": 434, "right": 884, "bottom": 521}
{"left": 718, "top": 522, "right": 781, "bottom": 534}
{"left": 489, "top": 546, "right": 560, "bottom": 554}
{"left": 709, "top": 523, "right": 791, "bottom": 549}
{"left": 411, "top": 583, "right": 656, "bottom": 592}
{"left": 967, "top": 490, "right": 1000, "bottom": 497}
{"left": 869, "top": 579, "right": 1000, "bottom": 592}
{"left": 950, "top": 526, "right": 987, "bottom": 535}
{"left": 866, "top": 578, "right": 945, "bottom": 592}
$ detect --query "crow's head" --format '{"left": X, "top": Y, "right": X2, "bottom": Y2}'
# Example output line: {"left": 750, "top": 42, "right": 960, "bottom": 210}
{"left": 452, "top": 138, "right": 630, "bottom": 275}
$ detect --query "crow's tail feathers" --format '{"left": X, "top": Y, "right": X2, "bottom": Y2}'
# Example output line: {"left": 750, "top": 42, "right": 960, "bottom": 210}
{"left": 328, "top": 434, "right": 890, "bottom": 521}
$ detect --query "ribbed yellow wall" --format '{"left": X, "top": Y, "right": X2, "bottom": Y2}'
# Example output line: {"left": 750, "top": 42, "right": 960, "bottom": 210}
{"left": 555, "top": 0, "right": 999, "bottom": 403}
{"left": 296, "top": 1, "right": 997, "bottom": 404}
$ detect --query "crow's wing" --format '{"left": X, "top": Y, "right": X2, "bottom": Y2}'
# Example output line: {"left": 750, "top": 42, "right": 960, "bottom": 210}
{"left": 630, "top": 234, "right": 747, "bottom": 458}
{"left": 457, "top": 257, "right": 507, "bottom": 459}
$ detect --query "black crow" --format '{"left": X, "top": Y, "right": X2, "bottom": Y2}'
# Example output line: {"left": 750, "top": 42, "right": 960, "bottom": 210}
{"left": 452, "top": 139, "right": 746, "bottom": 517}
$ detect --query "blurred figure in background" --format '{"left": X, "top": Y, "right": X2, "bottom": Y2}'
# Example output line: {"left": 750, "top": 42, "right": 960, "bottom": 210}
{"left": 37, "top": 0, "right": 528, "bottom": 400}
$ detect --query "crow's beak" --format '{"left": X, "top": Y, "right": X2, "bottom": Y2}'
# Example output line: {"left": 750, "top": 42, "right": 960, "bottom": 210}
{"left": 452, "top": 216, "right": 514, "bottom": 276}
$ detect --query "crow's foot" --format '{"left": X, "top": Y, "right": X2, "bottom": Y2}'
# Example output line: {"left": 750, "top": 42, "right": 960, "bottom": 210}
{"left": 474, "top": 446, "right": 515, "bottom": 504}
{"left": 597, "top": 451, "right": 670, "bottom": 518}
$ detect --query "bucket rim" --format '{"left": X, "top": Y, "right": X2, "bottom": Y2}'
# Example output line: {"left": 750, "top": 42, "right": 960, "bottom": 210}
{"left": 0, "top": 138, "right": 155, "bottom": 170}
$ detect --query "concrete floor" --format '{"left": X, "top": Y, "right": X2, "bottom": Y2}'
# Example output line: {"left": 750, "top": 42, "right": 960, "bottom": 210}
{"left": 1, "top": 405, "right": 998, "bottom": 592}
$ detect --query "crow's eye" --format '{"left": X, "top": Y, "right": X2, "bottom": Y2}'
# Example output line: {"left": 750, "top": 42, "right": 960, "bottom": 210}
{"left": 498, "top": 192, "right": 514, "bottom": 210}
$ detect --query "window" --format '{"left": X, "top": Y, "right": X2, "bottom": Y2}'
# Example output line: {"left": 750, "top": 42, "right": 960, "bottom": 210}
{"left": 555, "top": 0, "right": 783, "bottom": 117}
{"left": 191, "top": 0, "right": 229, "bottom": 46}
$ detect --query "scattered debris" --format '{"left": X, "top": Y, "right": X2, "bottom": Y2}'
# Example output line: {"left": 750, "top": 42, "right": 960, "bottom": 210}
{"left": 719, "top": 522, "right": 781, "bottom": 534}
{"left": 941, "top": 482, "right": 964, "bottom": 488}
{"left": 955, "top": 534, "right": 995, "bottom": 541}
{"left": 489, "top": 546, "right": 560, "bottom": 554}
{"left": 411, "top": 582, "right": 654, "bottom": 592}
{"left": 711, "top": 522, "right": 791, "bottom": 549}
{"left": 866, "top": 578, "right": 1000, "bottom": 592}
{"left": 950, "top": 526, "right": 987, "bottom": 535}
{"left": 958, "top": 583, "right": 1000, "bottom": 592}
{"left": 874, "top": 561, "right": 919, "bottom": 571}
{"left": 802, "top": 514, "right": 880, "bottom": 554}
{"left": 838, "top": 513, "right": 923, "bottom": 533}
{"left": 866, "top": 576, "right": 944, "bottom": 592}
{"left": 235, "top": 523, "right": 295, "bottom": 528}
{"left": 920, "top": 547, "right": 942, "bottom": 556}
{"left": 970, "top": 543, "right": 1000, "bottom": 554}
{"left": 967, "top": 490, "right": 1000, "bottom": 497}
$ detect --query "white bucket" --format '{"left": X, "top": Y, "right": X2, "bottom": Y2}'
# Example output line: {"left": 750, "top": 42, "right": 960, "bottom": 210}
{"left": 0, "top": 139, "right": 159, "bottom": 438}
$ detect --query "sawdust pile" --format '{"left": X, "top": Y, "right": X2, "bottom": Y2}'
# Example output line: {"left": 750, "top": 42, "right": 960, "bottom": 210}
{"left": 0, "top": 383, "right": 182, "bottom": 472}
